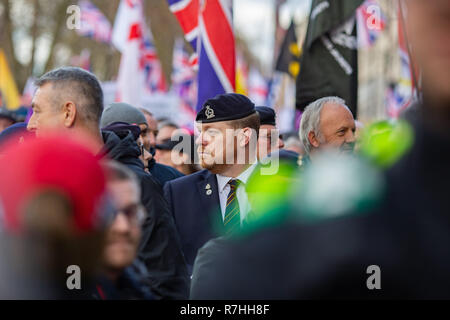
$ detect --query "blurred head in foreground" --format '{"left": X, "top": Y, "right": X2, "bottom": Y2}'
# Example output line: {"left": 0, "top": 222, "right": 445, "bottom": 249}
{"left": 102, "top": 161, "right": 144, "bottom": 281}
{"left": 0, "top": 122, "right": 34, "bottom": 153}
{"left": 403, "top": 0, "right": 450, "bottom": 109}
{"left": 0, "top": 132, "right": 110, "bottom": 298}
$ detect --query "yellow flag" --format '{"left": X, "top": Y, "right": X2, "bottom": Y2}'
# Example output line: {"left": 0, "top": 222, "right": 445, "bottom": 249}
{"left": 235, "top": 53, "right": 248, "bottom": 95}
{"left": 235, "top": 68, "right": 248, "bottom": 95}
{"left": 0, "top": 49, "right": 21, "bottom": 110}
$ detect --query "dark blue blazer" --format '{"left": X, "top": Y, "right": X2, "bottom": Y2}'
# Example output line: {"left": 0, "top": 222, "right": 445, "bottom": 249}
{"left": 163, "top": 169, "right": 224, "bottom": 272}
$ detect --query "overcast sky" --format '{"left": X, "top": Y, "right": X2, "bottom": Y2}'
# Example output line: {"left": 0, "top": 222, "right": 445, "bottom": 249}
{"left": 234, "top": 0, "right": 311, "bottom": 72}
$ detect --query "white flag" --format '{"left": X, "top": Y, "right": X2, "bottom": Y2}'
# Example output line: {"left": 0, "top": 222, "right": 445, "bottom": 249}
{"left": 248, "top": 68, "right": 268, "bottom": 106}
{"left": 112, "top": 0, "right": 145, "bottom": 106}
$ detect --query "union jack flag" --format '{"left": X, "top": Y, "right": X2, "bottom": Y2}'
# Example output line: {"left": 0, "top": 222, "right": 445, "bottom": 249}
{"left": 112, "top": 0, "right": 166, "bottom": 105}
{"left": 168, "top": 0, "right": 236, "bottom": 110}
{"left": 386, "top": 1, "right": 416, "bottom": 118}
{"left": 356, "top": 0, "right": 386, "bottom": 48}
{"left": 172, "top": 39, "right": 197, "bottom": 106}
{"left": 385, "top": 83, "right": 413, "bottom": 119}
{"left": 141, "top": 36, "right": 167, "bottom": 93}
{"left": 247, "top": 68, "right": 269, "bottom": 106}
{"left": 168, "top": 0, "right": 200, "bottom": 65}
{"left": 77, "top": 0, "right": 112, "bottom": 44}
{"left": 172, "top": 40, "right": 196, "bottom": 87}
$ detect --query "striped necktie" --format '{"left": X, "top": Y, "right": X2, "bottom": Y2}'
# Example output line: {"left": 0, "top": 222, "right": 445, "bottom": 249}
{"left": 224, "top": 179, "right": 240, "bottom": 234}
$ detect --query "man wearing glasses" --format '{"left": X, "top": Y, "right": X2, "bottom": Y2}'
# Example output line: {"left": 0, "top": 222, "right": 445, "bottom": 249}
{"left": 93, "top": 161, "right": 155, "bottom": 300}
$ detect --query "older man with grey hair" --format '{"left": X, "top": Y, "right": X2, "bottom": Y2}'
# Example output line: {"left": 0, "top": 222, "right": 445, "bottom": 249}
{"left": 299, "top": 96, "right": 356, "bottom": 159}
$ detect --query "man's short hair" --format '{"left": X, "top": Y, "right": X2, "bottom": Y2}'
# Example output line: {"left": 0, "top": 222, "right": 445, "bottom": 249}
{"left": 299, "top": 96, "right": 347, "bottom": 154}
{"left": 35, "top": 67, "right": 104, "bottom": 125}
{"left": 157, "top": 120, "right": 179, "bottom": 131}
{"left": 229, "top": 112, "right": 261, "bottom": 139}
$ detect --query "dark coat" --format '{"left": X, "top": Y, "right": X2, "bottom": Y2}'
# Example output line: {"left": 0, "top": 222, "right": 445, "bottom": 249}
{"left": 148, "top": 159, "right": 184, "bottom": 186}
{"left": 190, "top": 118, "right": 450, "bottom": 299}
{"left": 92, "top": 260, "right": 156, "bottom": 300}
{"left": 101, "top": 130, "right": 189, "bottom": 299}
{"left": 164, "top": 169, "right": 224, "bottom": 273}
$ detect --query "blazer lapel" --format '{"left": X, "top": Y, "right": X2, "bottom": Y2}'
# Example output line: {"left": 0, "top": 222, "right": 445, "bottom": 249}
{"left": 196, "top": 170, "right": 224, "bottom": 235}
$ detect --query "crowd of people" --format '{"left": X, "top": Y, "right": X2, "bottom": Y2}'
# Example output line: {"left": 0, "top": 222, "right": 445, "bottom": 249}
{"left": 0, "top": 0, "right": 449, "bottom": 300}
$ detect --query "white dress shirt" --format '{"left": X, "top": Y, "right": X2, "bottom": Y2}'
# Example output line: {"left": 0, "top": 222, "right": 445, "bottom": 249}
{"left": 216, "top": 162, "right": 258, "bottom": 225}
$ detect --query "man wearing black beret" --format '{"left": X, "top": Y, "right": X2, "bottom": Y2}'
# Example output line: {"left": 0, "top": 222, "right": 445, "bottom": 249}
{"left": 163, "top": 93, "right": 260, "bottom": 273}
{"left": 255, "top": 106, "right": 285, "bottom": 160}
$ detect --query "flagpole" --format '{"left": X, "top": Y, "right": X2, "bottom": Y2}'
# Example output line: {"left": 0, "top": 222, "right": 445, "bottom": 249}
{"left": 398, "top": 0, "right": 420, "bottom": 99}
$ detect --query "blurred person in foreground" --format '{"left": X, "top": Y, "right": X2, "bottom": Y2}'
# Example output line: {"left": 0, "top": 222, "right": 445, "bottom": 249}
{"left": 189, "top": 0, "right": 450, "bottom": 299}
{"left": 93, "top": 161, "right": 154, "bottom": 300}
{"left": 0, "top": 122, "right": 33, "bottom": 150}
{"left": 100, "top": 102, "right": 184, "bottom": 185}
{"left": 27, "top": 67, "right": 188, "bottom": 299}
{"left": 0, "top": 133, "right": 109, "bottom": 299}
{"left": 190, "top": 152, "right": 301, "bottom": 299}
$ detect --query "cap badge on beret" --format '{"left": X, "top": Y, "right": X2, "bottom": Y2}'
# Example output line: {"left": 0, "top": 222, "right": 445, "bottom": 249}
{"left": 205, "top": 105, "right": 215, "bottom": 119}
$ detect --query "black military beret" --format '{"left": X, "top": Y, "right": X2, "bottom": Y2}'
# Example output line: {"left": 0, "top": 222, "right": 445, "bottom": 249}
{"left": 156, "top": 135, "right": 197, "bottom": 162}
{"left": 255, "top": 106, "right": 276, "bottom": 126}
{"left": 155, "top": 138, "right": 178, "bottom": 151}
{"left": 196, "top": 93, "right": 256, "bottom": 123}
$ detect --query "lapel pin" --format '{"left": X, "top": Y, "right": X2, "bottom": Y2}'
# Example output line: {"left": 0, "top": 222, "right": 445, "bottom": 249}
{"left": 206, "top": 189, "right": 212, "bottom": 196}
{"left": 205, "top": 184, "right": 211, "bottom": 190}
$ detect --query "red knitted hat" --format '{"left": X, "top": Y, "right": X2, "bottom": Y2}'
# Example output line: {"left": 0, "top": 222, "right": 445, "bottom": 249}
{"left": 0, "top": 132, "right": 108, "bottom": 233}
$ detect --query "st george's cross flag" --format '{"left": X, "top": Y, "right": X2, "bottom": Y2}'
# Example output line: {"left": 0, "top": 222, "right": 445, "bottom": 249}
{"left": 112, "top": 0, "right": 166, "bottom": 106}
{"left": 76, "top": 0, "right": 112, "bottom": 44}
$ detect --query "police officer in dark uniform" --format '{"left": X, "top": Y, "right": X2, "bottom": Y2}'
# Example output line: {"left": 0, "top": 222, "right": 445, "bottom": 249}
{"left": 190, "top": 0, "right": 450, "bottom": 299}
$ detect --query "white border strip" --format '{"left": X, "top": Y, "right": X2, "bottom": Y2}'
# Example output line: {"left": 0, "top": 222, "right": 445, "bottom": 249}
{"left": 199, "top": 15, "right": 234, "bottom": 93}
{"left": 169, "top": 0, "right": 192, "bottom": 12}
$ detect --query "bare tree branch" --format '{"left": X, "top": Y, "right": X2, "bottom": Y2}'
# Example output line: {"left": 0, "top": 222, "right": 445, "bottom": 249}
{"left": 27, "top": 0, "right": 40, "bottom": 77}
{"left": 43, "top": 0, "right": 71, "bottom": 72}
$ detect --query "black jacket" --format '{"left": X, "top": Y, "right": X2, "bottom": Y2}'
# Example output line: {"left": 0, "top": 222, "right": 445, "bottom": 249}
{"left": 148, "top": 159, "right": 184, "bottom": 186}
{"left": 101, "top": 131, "right": 189, "bottom": 299}
{"left": 92, "top": 260, "right": 156, "bottom": 300}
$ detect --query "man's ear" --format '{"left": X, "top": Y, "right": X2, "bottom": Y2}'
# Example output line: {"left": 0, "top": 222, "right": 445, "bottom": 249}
{"left": 239, "top": 127, "right": 252, "bottom": 148}
{"left": 63, "top": 101, "right": 77, "bottom": 128}
{"left": 308, "top": 131, "right": 320, "bottom": 149}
